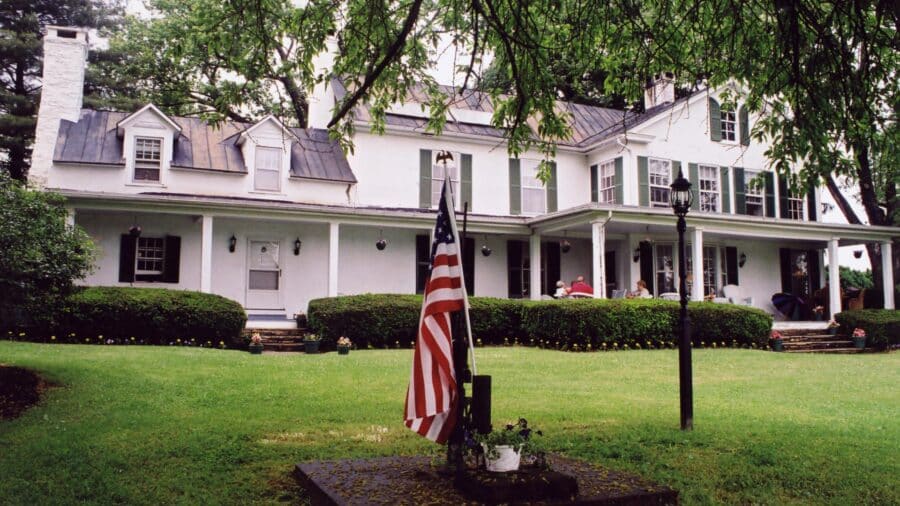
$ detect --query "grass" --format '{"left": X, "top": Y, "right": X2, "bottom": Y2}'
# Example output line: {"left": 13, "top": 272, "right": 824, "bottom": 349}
{"left": 0, "top": 342, "right": 897, "bottom": 505}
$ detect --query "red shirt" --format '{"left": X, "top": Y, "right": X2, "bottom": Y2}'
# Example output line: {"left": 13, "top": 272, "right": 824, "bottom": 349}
{"left": 568, "top": 281, "right": 594, "bottom": 295}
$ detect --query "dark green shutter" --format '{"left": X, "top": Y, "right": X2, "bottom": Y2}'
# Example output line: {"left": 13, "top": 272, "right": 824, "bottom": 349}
{"left": 509, "top": 158, "right": 521, "bottom": 215}
{"left": 590, "top": 164, "right": 598, "bottom": 202}
{"left": 460, "top": 153, "right": 472, "bottom": 211}
{"left": 546, "top": 161, "right": 558, "bottom": 212}
{"left": 507, "top": 240, "right": 523, "bottom": 298}
{"left": 544, "top": 241, "right": 561, "bottom": 296}
{"left": 463, "top": 237, "right": 475, "bottom": 295}
{"left": 720, "top": 166, "right": 731, "bottom": 213}
{"left": 734, "top": 167, "right": 746, "bottom": 214}
{"left": 806, "top": 181, "right": 817, "bottom": 221}
{"left": 118, "top": 234, "right": 136, "bottom": 282}
{"left": 764, "top": 172, "right": 776, "bottom": 217}
{"left": 415, "top": 235, "right": 429, "bottom": 294}
{"left": 778, "top": 175, "right": 790, "bottom": 218}
{"left": 725, "top": 246, "right": 739, "bottom": 285}
{"left": 739, "top": 105, "right": 750, "bottom": 146}
{"left": 161, "top": 236, "right": 181, "bottom": 283}
{"left": 639, "top": 241, "right": 654, "bottom": 293}
{"left": 688, "top": 162, "right": 700, "bottom": 211}
{"left": 808, "top": 249, "right": 821, "bottom": 292}
{"left": 709, "top": 98, "right": 722, "bottom": 141}
{"left": 614, "top": 157, "right": 624, "bottom": 204}
{"left": 638, "top": 156, "right": 649, "bottom": 206}
{"left": 672, "top": 160, "right": 682, "bottom": 180}
{"left": 419, "top": 149, "right": 432, "bottom": 208}
{"left": 779, "top": 248, "right": 792, "bottom": 293}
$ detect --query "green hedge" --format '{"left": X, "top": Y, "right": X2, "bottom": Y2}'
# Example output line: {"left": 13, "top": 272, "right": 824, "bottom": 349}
{"left": 308, "top": 294, "right": 773, "bottom": 350}
{"left": 20, "top": 287, "right": 247, "bottom": 348}
{"left": 835, "top": 309, "right": 900, "bottom": 350}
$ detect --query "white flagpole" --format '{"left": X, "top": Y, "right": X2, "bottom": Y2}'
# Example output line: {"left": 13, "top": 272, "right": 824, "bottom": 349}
{"left": 442, "top": 171, "right": 478, "bottom": 376}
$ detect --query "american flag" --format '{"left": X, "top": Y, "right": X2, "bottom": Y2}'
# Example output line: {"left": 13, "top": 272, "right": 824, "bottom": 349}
{"left": 403, "top": 177, "right": 465, "bottom": 443}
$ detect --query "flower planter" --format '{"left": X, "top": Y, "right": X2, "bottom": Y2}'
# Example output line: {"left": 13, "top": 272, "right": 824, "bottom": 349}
{"left": 484, "top": 445, "right": 521, "bottom": 472}
{"left": 248, "top": 343, "right": 264, "bottom": 355}
{"left": 852, "top": 337, "right": 866, "bottom": 350}
{"left": 337, "top": 345, "right": 350, "bottom": 355}
{"left": 304, "top": 341, "right": 320, "bottom": 354}
{"left": 771, "top": 340, "right": 784, "bottom": 352}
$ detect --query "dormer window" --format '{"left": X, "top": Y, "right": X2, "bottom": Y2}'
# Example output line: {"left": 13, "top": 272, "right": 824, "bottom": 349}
{"left": 255, "top": 147, "right": 282, "bottom": 192}
{"left": 720, "top": 109, "right": 736, "bottom": 142}
{"left": 134, "top": 137, "right": 162, "bottom": 182}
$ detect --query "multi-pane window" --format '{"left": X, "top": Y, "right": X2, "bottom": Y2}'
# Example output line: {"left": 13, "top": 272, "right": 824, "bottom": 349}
{"left": 655, "top": 244, "right": 675, "bottom": 294}
{"left": 133, "top": 137, "right": 161, "bottom": 182}
{"left": 702, "top": 246, "right": 717, "bottom": 297}
{"left": 720, "top": 109, "right": 736, "bottom": 141}
{"left": 788, "top": 195, "right": 804, "bottom": 220}
{"left": 136, "top": 237, "right": 165, "bottom": 274}
{"left": 744, "top": 170, "right": 765, "bottom": 216}
{"left": 698, "top": 165, "right": 719, "bottom": 212}
{"left": 431, "top": 153, "right": 460, "bottom": 209}
{"left": 598, "top": 159, "right": 616, "bottom": 203}
{"left": 255, "top": 147, "right": 282, "bottom": 192}
{"left": 521, "top": 160, "right": 546, "bottom": 215}
{"left": 648, "top": 158, "right": 671, "bottom": 208}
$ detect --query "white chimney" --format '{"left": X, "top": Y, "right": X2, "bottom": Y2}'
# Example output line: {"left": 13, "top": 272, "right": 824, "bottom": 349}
{"left": 307, "top": 37, "right": 338, "bottom": 130}
{"left": 643, "top": 72, "right": 675, "bottom": 110}
{"left": 30, "top": 26, "right": 89, "bottom": 186}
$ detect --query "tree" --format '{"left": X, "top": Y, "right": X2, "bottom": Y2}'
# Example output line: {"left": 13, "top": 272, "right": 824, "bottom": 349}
{"left": 0, "top": 173, "right": 95, "bottom": 330}
{"left": 0, "top": 0, "right": 123, "bottom": 181}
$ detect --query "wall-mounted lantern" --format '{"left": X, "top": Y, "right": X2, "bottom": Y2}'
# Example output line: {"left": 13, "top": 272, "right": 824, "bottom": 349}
{"left": 228, "top": 235, "right": 237, "bottom": 253}
{"left": 293, "top": 237, "right": 302, "bottom": 255}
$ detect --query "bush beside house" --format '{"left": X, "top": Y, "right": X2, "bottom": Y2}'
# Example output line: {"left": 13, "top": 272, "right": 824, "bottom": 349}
{"left": 834, "top": 309, "right": 900, "bottom": 350}
{"left": 308, "top": 294, "right": 773, "bottom": 350}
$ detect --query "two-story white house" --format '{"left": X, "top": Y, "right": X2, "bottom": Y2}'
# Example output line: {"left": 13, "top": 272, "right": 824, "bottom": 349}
{"left": 30, "top": 27, "right": 896, "bottom": 324}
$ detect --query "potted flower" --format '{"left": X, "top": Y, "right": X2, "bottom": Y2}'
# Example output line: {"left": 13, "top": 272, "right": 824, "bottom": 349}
{"left": 303, "top": 334, "right": 321, "bottom": 354}
{"left": 826, "top": 319, "right": 840, "bottom": 336}
{"left": 770, "top": 330, "right": 784, "bottom": 352}
{"left": 248, "top": 332, "right": 264, "bottom": 354}
{"left": 474, "top": 418, "right": 544, "bottom": 473}
{"left": 851, "top": 328, "right": 866, "bottom": 349}
{"left": 337, "top": 336, "right": 352, "bottom": 355}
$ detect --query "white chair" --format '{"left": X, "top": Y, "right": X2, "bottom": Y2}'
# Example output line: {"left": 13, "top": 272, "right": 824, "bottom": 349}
{"left": 722, "top": 284, "right": 753, "bottom": 306}
{"left": 659, "top": 292, "right": 680, "bottom": 301}
{"left": 611, "top": 289, "right": 627, "bottom": 299}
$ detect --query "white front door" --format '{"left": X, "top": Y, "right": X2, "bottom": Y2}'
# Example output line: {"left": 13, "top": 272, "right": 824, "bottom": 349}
{"left": 246, "top": 240, "right": 283, "bottom": 310}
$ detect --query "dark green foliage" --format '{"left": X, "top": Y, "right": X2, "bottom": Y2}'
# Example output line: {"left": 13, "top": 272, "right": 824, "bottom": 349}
{"left": 48, "top": 287, "right": 247, "bottom": 347}
{"left": 307, "top": 294, "right": 772, "bottom": 350}
{"left": 0, "top": 176, "right": 95, "bottom": 329}
{"left": 834, "top": 309, "right": 900, "bottom": 350}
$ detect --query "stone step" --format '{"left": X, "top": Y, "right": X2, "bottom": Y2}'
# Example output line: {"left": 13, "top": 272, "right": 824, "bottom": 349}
{"left": 243, "top": 328, "right": 306, "bottom": 338}
{"left": 784, "top": 347, "right": 864, "bottom": 354}
{"left": 777, "top": 328, "right": 830, "bottom": 337}
{"left": 782, "top": 340, "right": 854, "bottom": 349}
{"left": 259, "top": 335, "right": 306, "bottom": 343}
{"left": 263, "top": 342, "right": 307, "bottom": 352}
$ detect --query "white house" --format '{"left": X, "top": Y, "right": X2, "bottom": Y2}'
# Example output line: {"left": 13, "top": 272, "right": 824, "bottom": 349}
{"left": 30, "top": 26, "right": 897, "bottom": 324}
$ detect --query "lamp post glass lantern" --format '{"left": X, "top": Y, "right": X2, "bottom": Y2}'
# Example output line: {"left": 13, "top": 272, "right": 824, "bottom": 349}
{"left": 670, "top": 168, "right": 694, "bottom": 431}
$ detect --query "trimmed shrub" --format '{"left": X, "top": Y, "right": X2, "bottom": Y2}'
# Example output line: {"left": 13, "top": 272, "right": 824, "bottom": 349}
{"left": 835, "top": 309, "right": 900, "bottom": 350}
{"left": 48, "top": 287, "right": 247, "bottom": 347}
{"left": 308, "top": 294, "right": 773, "bottom": 350}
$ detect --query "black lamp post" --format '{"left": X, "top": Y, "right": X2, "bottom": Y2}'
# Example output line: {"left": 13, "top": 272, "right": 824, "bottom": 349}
{"left": 670, "top": 168, "right": 694, "bottom": 431}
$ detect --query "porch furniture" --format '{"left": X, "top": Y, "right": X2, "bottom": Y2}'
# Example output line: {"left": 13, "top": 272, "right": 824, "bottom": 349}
{"left": 659, "top": 292, "right": 680, "bottom": 301}
{"left": 772, "top": 293, "right": 804, "bottom": 320}
{"left": 847, "top": 288, "right": 866, "bottom": 310}
{"left": 569, "top": 292, "right": 592, "bottom": 299}
{"left": 611, "top": 289, "right": 627, "bottom": 299}
{"left": 722, "top": 284, "right": 754, "bottom": 306}
{"left": 711, "top": 297, "right": 730, "bottom": 304}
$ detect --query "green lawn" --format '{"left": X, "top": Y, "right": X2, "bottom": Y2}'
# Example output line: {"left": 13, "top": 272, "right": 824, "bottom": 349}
{"left": 0, "top": 342, "right": 897, "bottom": 505}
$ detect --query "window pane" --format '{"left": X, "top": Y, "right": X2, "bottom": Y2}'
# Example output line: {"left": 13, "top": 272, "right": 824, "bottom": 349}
{"left": 135, "top": 138, "right": 161, "bottom": 163}
{"left": 520, "top": 160, "right": 546, "bottom": 214}
{"left": 249, "top": 270, "right": 279, "bottom": 290}
{"left": 134, "top": 168, "right": 160, "bottom": 182}
{"left": 599, "top": 160, "right": 616, "bottom": 203}
{"left": 255, "top": 168, "right": 280, "bottom": 191}
{"left": 649, "top": 158, "right": 671, "bottom": 206}
{"left": 522, "top": 188, "right": 545, "bottom": 214}
{"left": 136, "top": 237, "right": 165, "bottom": 274}
{"left": 256, "top": 147, "right": 281, "bottom": 170}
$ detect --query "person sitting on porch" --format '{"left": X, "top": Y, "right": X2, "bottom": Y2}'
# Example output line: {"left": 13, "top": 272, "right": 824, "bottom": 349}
{"left": 627, "top": 279, "right": 652, "bottom": 299}
{"left": 567, "top": 275, "right": 594, "bottom": 297}
{"left": 554, "top": 280, "right": 569, "bottom": 298}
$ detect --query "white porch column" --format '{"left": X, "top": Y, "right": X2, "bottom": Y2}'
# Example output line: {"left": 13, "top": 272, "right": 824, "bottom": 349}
{"left": 328, "top": 222, "right": 339, "bottom": 297}
{"left": 882, "top": 241, "right": 895, "bottom": 309}
{"left": 690, "top": 228, "right": 703, "bottom": 301}
{"left": 529, "top": 233, "right": 542, "bottom": 300}
{"left": 199, "top": 215, "right": 213, "bottom": 293}
{"left": 827, "top": 238, "right": 841, "bottom": 317}
{"left": 592, "top": 221, "right": 605, "bottom": 298}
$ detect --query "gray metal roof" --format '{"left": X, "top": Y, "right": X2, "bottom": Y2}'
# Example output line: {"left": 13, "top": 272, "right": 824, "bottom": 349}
{"left": 334, "top": 78, "right": 691, "bottom": 149}
{"left": 54, "top": 109, "right": 356, "bottom": 183}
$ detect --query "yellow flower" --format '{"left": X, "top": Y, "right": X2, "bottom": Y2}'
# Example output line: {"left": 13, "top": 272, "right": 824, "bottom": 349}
{"left": 51, "top": 336, "right": 56, "bottom": 340}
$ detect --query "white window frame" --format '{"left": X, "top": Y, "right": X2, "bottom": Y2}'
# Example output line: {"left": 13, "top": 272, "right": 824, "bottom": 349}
{"left": 254, "top": 146, "right": 282, "bottom": 192}
{"left": 744, "top": 170, "right": 765, "bottom": 216}
{"left": 431, "top": 151, "right": 461, "bottom": 209}
{"left": 720, "top": 109, "right": 737, "bottom": 142}
{"left": 655, "top": 244, "right": 676, "bottom": 295}
{"left": 520, "top": 159, "right": 546, "bottom": 215}
{"left": 788, "top": 195, "right": 804, "bottom": 220}
{"left": 698, "top": 164, "right": 720, "bottom": 212}
{"left": 135, "top": 236, "right": 165, "bottom": 275}
{"left": 133, "top": 137, "right": 162, "bottom": 183}
{"left": 598, "top": 159, "right": 616, "bottom": 204}
{"left": 648, "top": 158, "right": 671, "bottom": 208}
